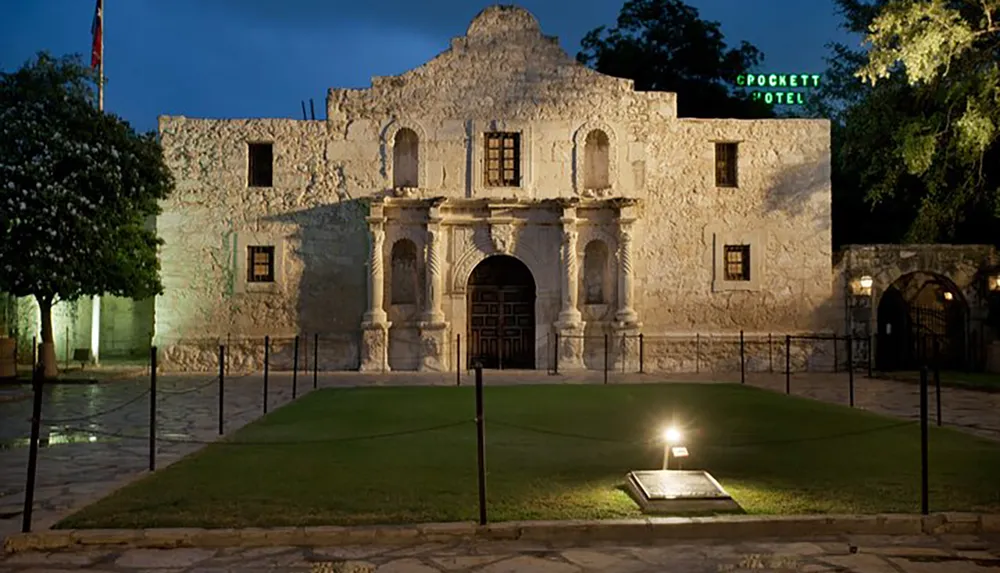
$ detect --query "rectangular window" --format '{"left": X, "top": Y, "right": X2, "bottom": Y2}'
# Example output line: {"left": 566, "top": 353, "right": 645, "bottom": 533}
{"left": 485, "top": 132, "right": 521, "bottom": 187}
{"left": 715, "top": 142, "right": 738, "bottom": 188}
{"left": 248, "top": 142, "right": 273, "bottom": 187}
{"left": 724, "top": 245, "right": 750, "bottom": 281}
{"left": 247, "top": 246, "right": 275, "bottom": 283}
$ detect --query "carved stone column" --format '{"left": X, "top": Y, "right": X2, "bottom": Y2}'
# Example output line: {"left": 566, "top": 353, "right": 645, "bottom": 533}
{"left": 419, "top": 200, "right": 449, "bottom": 372}
{"left": 612, "top": 201, "right": 641, "bottom": 371}
{"left": 554, "top": 208, "right": 584, "bottom": 369}
{"left": 614, "top": 223, "right": 639, "bottom": 326}
{"left": 361, "top": 208, "right": 391, "bottom": 372}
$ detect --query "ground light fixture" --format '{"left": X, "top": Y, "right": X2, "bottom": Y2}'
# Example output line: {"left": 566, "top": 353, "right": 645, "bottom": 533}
{"left": 661, "top": 426, "right": 688, "bottom": 470}
{"left": 624, "top": 423, "right": 741, "bottom": 514}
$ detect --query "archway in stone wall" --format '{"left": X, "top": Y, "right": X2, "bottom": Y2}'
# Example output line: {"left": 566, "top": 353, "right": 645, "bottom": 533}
{"left": 876, "top": 271, "right": 969, "bottom": 371}
{"left": 467, "top": 255, "right": 536, "bottom": 369}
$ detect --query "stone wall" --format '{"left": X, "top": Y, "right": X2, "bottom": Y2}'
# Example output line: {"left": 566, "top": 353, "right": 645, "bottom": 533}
{"left": 155, "top": 5, "right": 834, "bottom": 372}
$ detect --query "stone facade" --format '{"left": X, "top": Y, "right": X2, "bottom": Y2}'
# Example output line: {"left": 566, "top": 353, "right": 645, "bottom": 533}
{"left": 153, "top": 5, "right": 836, "bottom": 372}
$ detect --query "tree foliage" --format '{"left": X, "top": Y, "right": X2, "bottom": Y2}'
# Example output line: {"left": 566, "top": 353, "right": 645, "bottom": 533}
{"left": 577, "top": 0, "right": 774, "bottom": 118}
{"left": 0, "top": 52, "right": 173, "bottom": 375}
{"left": 804, "top": 0, "right": 999, "bottom": 246}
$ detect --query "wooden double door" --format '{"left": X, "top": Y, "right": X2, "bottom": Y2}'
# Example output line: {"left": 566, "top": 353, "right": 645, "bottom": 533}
{"left": 467, "top": 256, "right": 536, "bottom": 369}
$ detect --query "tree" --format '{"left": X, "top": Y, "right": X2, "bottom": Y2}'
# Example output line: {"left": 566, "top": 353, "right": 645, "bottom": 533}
{"left": 0, "top": 53, "right": 173, "bottom": 378}
{"left": 855, "top": 0, "right": 1000, "bottom": 244}
{"left": 577, "top": 0, "right": 775, "bottom": 118}
{"left": 806, "top": 0, "right": 999, "bottom": 246}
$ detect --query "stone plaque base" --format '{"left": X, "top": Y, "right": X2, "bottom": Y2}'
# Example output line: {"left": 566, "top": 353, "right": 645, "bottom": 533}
{"left": 625, "top": 470, "right": 741, "bottom": 514}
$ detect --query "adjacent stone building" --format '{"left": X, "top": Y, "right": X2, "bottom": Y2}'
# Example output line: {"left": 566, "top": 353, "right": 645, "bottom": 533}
{"left": 152, "top": 4, "right": 836, "bottom": 372}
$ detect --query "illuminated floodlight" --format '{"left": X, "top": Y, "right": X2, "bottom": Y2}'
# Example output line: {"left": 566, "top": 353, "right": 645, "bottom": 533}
{"left": 859, "top": 276, "right": 873, "bottom": 289}
{"left": 943, "top": 291, "right": 954, "bottom": 301}
{"left": 662, "top": 427, "right": 681, "bottom": 444}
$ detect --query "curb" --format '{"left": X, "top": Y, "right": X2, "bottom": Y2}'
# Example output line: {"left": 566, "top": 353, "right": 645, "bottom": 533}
{"left": 4, "top": 513, "right": 998, "bottom": 554}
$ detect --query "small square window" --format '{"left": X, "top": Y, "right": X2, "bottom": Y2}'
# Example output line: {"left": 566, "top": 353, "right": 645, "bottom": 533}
{"left": 715, "top": 142, "right": 738, "bottom": 188}
{"left": 485, "top": 132, "right": 520, "bottom": 187}
{"left": 724, "top": 245, "right": 750, "bottom": 281}
{"left": 248, "top": 143, "right": 273, "bottom": 187}
{"left": 247, "top": 246, "right": 275, "bottom": 283}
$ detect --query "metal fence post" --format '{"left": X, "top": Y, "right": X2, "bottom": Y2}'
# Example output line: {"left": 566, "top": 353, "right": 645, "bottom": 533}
{"left": 313, "top": 333, "right": 319, "bottom": 390}
{"left": 833, "top": 335, "right": 839, "bottom": 373}
{"left": 639, "top": 333, "right": 644, "bottom": 374}
{"left": 554, "top": 332, "right": 560, "bottom": 375}
{"left": 920, "top": 366, "right": 930, "bottom": 515}
{"left": 292, "top": 335, "right": 300, "bottom": 399}
{"left": 785, "top": 335, "right": 791, "bottom": 395}
{"left": 933, "top": 338, "right": 942, "bottom": 426}
{"left": 604, "top": 334, "right": 609, "bottom": 385}
{"left": 457, "top": 334, "right": 461, "bottom": 386}
{"left": 847, "top": 336, "right": 855, "bottom": 407}
{"left": 149, "top": 346, "right": 157, "bottom": 471}
{"left": 218, "top": 345, "right": 225, "bottom": 435}
{"left": 263, "top": 335, "right": 270, "bottom": 414}
{"left": 868, "top": 332, "right": 874, "bottom": 378}
{"left": 21, "top": 364, "right": 44, "bottom": 532}
{"left": 474, "top": 363, "right": 487, "bottom": 525}
{"left": 739, "top": 330, "right": 745, "bottom": 384}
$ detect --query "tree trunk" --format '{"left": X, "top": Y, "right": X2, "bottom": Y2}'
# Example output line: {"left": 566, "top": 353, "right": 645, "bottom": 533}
{"left": 37, "top": 295, "right": 58, "bottom": 379}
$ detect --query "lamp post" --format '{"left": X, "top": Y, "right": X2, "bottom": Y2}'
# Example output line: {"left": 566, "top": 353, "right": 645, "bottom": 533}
{"left": 661, "top": 427, "right": 681, "bottom": 470}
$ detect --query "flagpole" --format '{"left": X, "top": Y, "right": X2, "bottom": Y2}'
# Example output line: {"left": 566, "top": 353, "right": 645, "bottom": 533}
{"left": 91, "top": 0, "right": 103, "bottom": 366}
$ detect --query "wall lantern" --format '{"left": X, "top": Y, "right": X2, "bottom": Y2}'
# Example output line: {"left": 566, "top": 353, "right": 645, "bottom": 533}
{"left": 943, "top": 291, "right": 954, "bottom": 302}
{"left": 990, "top": 275, "right": 1000, "bottom": 292}
{"left": 852, "top": 275, "right": 874, "bottom": 297}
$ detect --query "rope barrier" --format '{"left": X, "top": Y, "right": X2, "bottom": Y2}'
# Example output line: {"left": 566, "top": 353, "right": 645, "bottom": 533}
{"left": 157, "top": 376, "right": 219, "bottom": 395}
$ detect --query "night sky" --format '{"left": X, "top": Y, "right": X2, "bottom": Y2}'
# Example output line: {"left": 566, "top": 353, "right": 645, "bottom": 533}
{"left": 3, "top": 1, "right": 859, "bottom": 132}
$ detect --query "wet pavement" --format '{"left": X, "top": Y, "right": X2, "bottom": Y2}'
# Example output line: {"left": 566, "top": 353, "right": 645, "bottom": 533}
{"left": 0, "top": 369, "right": 998, "bottom": 543}
{"left": 2, "top": 533, "right": 1000, "bottom": 572}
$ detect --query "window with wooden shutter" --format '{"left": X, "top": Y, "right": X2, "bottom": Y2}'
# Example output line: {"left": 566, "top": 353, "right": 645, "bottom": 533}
{"left": 247, "top": 246, "right": 275, "bottom": 283}
{"left": 715, "top": 142, "right": 738, "bottom": 187}
{"left": 485, "top": 132, "right": 521, "bottom": 187}
{"left": 724, "top": 244, "right": 750, "bottom": 281}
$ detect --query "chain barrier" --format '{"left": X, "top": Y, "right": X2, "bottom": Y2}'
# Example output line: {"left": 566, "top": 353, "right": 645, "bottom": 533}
{"left": 42, "top": 389, "right": 152, "bottom": 424}
{"left": 157, "top": 376, "right": 219, "bottom": 395}
{"left": 58, "top": 419, "right": 471, "bottom": 446}
{"left": 488, "top": 418, "right": 917, "bottom": 448}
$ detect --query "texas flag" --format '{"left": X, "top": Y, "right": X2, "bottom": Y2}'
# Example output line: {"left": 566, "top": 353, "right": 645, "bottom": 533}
{"left": 90, "top": 0, "right": 103, "bottom": 69}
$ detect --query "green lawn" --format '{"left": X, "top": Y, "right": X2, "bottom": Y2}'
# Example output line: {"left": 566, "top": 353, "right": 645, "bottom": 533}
{"left": 58, "top": 383, "right": 1000, "bottom": 529}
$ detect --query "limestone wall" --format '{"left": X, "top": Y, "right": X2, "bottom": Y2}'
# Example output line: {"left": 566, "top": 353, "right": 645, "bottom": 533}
{"left": 154, "top": 5, "right": 834, "bottom": 372}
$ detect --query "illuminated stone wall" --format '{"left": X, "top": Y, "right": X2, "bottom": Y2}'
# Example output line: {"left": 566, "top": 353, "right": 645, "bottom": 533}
{"left": 155, "top": 5, "right": 834, "bottom": 372}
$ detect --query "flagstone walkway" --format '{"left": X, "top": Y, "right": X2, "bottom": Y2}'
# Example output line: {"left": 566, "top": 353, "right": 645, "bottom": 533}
{"left": 0, "top": 369, "right": 997, "bottom": 543}
{"left": 2, "top": 533, "right": 1000, "bottom": 572}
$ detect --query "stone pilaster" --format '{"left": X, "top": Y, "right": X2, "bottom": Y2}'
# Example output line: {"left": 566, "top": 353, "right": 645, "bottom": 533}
{"left": 555, "top": 206, "right": 584, "bottom": 369}
{"left": 419, "top": 199, "right": 449, "bottom": 372}
{"left": 361, "top": 205, "right": 391, "bottom": 372}
{"left": 614, "top": 215, "right": 640, "bottom": 328}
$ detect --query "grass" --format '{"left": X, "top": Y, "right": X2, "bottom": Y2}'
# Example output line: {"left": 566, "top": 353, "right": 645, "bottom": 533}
{"left": 57, "top": 383, "right": 1000, "bottom": 529}
{"left": 883, "top": 370, "right": 1000, "bottom": 391}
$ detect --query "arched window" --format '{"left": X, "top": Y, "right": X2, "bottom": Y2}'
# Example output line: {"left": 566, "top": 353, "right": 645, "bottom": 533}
{"left": 584, "top": 240, "right": 609, "bottom": 304}
{"left": 391, "top": 239, "right": 418, "bottom": 304}
{"left": 393, "top": 128, "right": 419, "bottom": 188}
{"left": 583, "top": 130, "right": 610, "bottom": 190}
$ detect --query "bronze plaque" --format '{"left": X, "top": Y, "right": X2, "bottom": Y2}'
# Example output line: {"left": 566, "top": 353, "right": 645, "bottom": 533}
{"left": 631, "top": 470, "right": 731, "bottom": 500}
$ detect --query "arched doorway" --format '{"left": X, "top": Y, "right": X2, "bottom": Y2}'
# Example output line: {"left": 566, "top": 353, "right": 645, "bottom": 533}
{"left": 467, "top": 255, "right": 536, "bottom": 369}
{"left": 876, "top": 271, "right": 968, "bottom": 371}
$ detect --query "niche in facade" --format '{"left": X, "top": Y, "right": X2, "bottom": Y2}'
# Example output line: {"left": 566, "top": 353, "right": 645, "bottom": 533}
{"left": 393, "top": 128, "right": 419, "bottom": 188}
{"left": 391, "top": 239, "right": 418, "bottom": 304}
{"left": 584, "top": 240, "right": 610, "bottom": 304}
{"left": 583, "top": 130, "right": 610, "bottom": 190}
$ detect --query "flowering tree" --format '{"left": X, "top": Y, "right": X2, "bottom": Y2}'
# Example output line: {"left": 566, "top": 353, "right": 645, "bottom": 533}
{"left": 0, "top": 53, "right": 173, "bottom": 378}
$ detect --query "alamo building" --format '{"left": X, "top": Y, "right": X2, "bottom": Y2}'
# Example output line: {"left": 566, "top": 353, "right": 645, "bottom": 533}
{"left": 151, "top": 3, "right": 835, "bottom": 373}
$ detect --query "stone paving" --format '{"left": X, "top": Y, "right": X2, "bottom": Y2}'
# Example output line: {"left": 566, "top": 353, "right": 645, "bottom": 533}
{"left": 0, "top": 369, "right": 998, "bottom": 544}
{"left": 2, "top": 533, "right": 1000, "bottom": 572}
